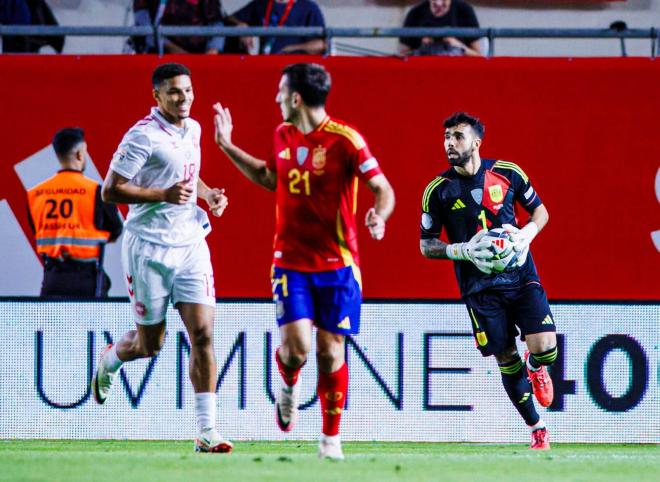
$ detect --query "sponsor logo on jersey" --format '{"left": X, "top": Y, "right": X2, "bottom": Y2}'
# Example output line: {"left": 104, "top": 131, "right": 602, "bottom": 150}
{"left": 542, "top": 315, "right": 554, "bottom": 325}
{"left": 278, "top": 148, "right": 290, "bottom": 160}
{"left": 337, "top": 316, "right": 351, "bottom": 330}
{"left": 451, "top": 199, "right": 466, "bottom": 210}
{"left": 296, "top": 146, "right": 309, "bottom": 166}
{"left": 488, "top": 185, "right": 504, "bottom": 203}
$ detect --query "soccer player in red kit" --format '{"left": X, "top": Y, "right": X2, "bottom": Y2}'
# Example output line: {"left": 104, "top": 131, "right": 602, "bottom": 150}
{"left": 213, "top": 63, "right": 395, "bottom": 459}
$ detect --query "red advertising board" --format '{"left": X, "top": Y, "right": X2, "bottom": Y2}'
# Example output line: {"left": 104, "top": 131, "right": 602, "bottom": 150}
{"left": 1, "top": 55, "right": 658, "bottom": 299}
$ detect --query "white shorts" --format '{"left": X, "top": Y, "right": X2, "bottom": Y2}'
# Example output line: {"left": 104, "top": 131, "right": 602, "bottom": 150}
{"left": 121, "top": 231, "right": 216, "bottom": 325}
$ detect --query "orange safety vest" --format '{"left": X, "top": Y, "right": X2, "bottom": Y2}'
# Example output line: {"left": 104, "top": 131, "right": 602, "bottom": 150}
{"left": 27, "top": 171, "right": 110, "bottom": 261}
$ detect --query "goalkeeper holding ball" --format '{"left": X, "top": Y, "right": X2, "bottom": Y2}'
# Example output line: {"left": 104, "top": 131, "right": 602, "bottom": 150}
{"left": 419, "top": 112, "right": 557, "bottom": 450}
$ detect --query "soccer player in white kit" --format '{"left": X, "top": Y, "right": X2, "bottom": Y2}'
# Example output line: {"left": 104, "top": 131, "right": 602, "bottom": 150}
{"left": 91, "top": 63, "right": 232, "bottom": 453}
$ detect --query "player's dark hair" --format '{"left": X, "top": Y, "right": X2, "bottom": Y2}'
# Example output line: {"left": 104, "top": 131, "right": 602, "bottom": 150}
{"left": 443, "top": 112, "right": 485, "bottom": 139}
{"left": 282, "top": 63, "right": 331, "bottom": 108}
{"left": 152, "top": 63, "right": 191, "bottom": 88}
{"left": 52, "top": 127, "right": 85, "bottom": 157}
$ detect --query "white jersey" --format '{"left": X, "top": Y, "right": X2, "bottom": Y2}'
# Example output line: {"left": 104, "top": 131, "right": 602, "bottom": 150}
{"left": 110, "top": 107, "right": 211, "bottom": 247}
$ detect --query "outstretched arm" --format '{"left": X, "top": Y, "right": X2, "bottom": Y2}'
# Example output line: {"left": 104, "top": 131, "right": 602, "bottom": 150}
{"left": 364, "top": 173, "right": 395, "bottom": 240}
{"left": 213, "top": 102, "right": 276, "bottom": 191}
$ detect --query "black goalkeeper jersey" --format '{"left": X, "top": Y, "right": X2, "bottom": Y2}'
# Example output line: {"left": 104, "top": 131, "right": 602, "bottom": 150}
{"left": 420, "top": 158, "right": 544, "bottom": 297}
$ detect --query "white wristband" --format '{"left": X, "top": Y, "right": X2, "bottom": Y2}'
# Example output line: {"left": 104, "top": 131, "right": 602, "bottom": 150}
{"left": 521, "top": 221, "right": 539, "bottom": 242}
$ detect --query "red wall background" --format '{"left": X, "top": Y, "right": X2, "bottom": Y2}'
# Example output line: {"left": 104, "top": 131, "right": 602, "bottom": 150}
{"left": 1, "top": 56, "right": 658, "bottom": 299}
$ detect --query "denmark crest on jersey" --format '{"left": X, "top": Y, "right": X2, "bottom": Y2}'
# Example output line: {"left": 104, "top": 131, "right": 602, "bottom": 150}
{"left": 296, "top": 146, "right": 309, "bottom": 165}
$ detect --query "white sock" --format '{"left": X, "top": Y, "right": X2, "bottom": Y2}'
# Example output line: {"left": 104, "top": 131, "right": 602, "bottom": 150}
{"left": 321, "top": 433, "right": 341, "bottom": 444}
{"left": 195, "top": 392, "right": 216, "bottom": 433}
{"left": 529, "top": 419, "right": 546, "bottom": 432}
{"left": 104, "top": 345, "right": 123, "bottom": 372}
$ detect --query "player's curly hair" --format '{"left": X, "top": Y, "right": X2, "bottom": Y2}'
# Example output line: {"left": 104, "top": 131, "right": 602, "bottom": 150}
{"left": 152, "top": 63, "right": 191, "bottom": 88}
{"left": 443, "top": 112, "right": 485, "bottom": 139}
{"left": 282, "top": 63, "right": 331, "bottom": 108}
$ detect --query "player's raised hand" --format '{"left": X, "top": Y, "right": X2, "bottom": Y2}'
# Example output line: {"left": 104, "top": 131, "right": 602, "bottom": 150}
{"left": 205, "top": 188, "right": 229, "bottom": 217}
{"left": 213, "top": 102, "right": 233, "bottom": 149}
{"left": 164, "top": 181, "right": 194, "bottom": 205}
{"left": 365, "top": 208, "right": 385, "bottom": 240}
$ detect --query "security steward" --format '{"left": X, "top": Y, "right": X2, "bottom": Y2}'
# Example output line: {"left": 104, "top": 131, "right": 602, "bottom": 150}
{"left": 27, "top": 127, "right": 123, "bottom": 298}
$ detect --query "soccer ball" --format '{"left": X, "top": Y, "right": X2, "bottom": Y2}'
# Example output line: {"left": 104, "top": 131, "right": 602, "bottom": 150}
{"left": 482, "top": 228, "right": 519, "bottom": 273}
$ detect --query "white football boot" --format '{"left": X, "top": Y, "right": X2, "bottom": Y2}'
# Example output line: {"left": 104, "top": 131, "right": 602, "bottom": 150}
{"left": 318, "top": 434, "right": 344, "bottom": 461}
{"left": 91, "top": 344, "right": 119, "bottom": 404}
{"left": 194, "top": 428, "right": 234, "bottom": 453}
{"left": 275, "top": 381, "right": 300, "bottom": 432}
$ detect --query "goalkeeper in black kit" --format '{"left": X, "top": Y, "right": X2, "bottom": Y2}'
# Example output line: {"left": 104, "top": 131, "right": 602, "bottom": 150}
{"left": 419, "top": 112, "right": 558, "bottom": 450}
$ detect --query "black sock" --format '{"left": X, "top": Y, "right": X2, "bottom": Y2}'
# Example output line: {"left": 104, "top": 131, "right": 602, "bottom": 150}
{"left": 499, "top": 357, "right": 540, "bottom": 426}
{"left": 529, "top": 346, "right": 558, "bottom": 369}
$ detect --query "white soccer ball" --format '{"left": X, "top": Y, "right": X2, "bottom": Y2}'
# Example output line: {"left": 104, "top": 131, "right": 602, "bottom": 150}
{"left": 483, "top": 228, "right": 519, "bottom": 273}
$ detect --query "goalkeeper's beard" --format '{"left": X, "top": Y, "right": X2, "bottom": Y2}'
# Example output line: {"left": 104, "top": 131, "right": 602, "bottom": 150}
{"left": 448, "top": 147, "right": 473, "bottom": 167}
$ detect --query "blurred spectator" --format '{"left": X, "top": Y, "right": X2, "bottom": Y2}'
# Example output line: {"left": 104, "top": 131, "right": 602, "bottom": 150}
{"left": 399, "top": 0, "right": 481, "bottom": 57}
{"left": 132, "top": 0, "right": 236, "bottom": 54}
{"left": 1, "top": 0, "right": 64, "bottom": 53}
{"left": 229, "top": 0, "right": 325, "bottom": 55}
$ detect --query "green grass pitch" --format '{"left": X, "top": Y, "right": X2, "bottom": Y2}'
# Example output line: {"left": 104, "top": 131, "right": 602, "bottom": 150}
{"left": 1, "top": 440, "right": 658, "bottom": 482}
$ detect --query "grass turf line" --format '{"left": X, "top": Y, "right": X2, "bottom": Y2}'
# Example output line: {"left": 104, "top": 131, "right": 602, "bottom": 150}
{"left": 1, "top": 440, "right": 658, "bottom": 482}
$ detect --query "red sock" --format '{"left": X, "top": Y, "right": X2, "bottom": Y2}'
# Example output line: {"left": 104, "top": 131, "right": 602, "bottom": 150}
{"left": 276, "top": 347, "right": 302, "bottom": 387}
{"left": 317, "top": 362, "right": 349, "bottom": 436}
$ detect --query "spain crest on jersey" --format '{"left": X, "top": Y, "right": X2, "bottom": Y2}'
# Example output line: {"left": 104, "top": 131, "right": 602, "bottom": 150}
{"left": 488, "top": 184, "right": 504, "bottom": 203}
{"left": 312, "top": 145, "right": 326, "bottom": 171}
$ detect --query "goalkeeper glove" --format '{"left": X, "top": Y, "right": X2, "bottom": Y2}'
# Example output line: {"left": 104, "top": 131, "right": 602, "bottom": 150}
{"left": 446, "top": 229, "right": 494, "bottom": 274}
{"left": 502, "top": 222, "right": 539, "bottom": 267}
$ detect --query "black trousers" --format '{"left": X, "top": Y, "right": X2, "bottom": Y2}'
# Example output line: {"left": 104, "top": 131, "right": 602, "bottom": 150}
{"left": 40, "top": 259, "right": 110, "bottom": 298}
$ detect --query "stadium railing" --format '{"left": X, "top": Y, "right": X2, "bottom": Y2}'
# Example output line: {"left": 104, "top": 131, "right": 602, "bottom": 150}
{"left": 0, "top": 26, "right": 658, "bottom": 57}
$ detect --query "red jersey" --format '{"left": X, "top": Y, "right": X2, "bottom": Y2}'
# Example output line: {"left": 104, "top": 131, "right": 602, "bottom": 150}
{"left": 266, "top": 116, "right": 383, "bottom": 273}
